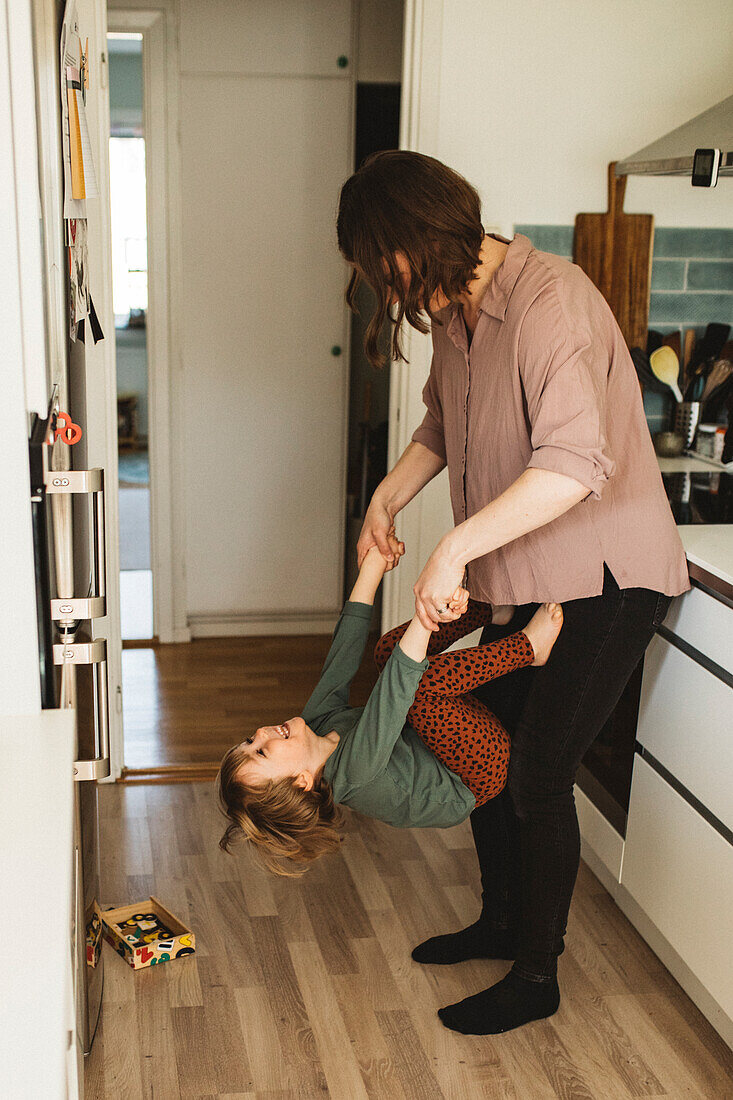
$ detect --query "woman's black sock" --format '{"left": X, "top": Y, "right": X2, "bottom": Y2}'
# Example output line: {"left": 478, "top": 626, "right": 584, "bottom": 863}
{"left": 437, "top": 969, "right": 560, "bottom": 1034}
{"left": 411, "top": 919, "right": 519, "bottom": 965}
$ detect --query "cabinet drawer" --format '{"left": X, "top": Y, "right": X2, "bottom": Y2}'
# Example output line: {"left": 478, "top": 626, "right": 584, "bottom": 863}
{"left": 621, "top": 756, "right": 733, "bottom": 1023}
{"left": 637, "top": 634, "right": 733, "bottom": 832}
{"left": 663, "top": 587, "right": 732, "bottom": 674}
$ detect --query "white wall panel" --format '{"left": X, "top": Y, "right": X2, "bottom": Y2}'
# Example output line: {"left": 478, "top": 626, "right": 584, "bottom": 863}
{"left": 180, "top": 75, "right": 352, "bottom": 618}
{"left": 180, "top": 0, "right": 352, "bottom": 77}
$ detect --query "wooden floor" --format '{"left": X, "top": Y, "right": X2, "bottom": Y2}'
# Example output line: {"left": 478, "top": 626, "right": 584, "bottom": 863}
{"left": 85, "top": 781, "right": 733, "bottom": 1099}
{"left": 121, "top": 634, "right": 381, "bottom": 769}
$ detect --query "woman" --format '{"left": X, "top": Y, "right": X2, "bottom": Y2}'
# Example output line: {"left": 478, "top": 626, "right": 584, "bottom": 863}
{"left": 336, "top": 150, "right": 689, "bottom": 1036}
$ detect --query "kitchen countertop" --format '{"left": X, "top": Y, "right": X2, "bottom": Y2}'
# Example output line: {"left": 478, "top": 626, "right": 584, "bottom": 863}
{"left": 657, "top": 456, "right": 733, "bottom": 594}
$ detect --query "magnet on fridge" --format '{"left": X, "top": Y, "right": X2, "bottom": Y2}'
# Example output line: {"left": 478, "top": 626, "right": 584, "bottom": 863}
{"left": 54, "top": 411, "right": 83, "bottom": 445}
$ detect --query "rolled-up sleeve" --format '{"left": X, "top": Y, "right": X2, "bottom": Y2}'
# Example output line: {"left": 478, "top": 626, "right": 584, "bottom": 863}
{"left": 411, "top": 359, "right": 447, "bottom": 462}
{"left": 519, "top": 284, "right": 616, "bottom": 500}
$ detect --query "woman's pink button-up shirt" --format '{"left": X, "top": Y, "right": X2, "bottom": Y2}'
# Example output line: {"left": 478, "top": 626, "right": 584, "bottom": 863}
{"left": 411, "top": 234, "right": 690, "bottom": 604}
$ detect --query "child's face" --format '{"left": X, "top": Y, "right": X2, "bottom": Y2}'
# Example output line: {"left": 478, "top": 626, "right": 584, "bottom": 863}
{"left": 234, "top": 717, "right": 312, "bottom": 785}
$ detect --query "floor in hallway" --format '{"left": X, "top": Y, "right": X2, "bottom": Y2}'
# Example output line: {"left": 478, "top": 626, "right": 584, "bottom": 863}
{"left": 84, "top": 781, "right": 733, "bottom": 1099}
{"left": 121, "top": 632, "right": 380, "bottom": 768}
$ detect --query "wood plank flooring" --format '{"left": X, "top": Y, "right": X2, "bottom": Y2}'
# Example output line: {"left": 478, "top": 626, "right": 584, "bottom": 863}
{"left": 85, "top": 781, "right": 733, "bottom": 1099}
{"left": 121, "top": 634, "right": 381, "bottom": 769}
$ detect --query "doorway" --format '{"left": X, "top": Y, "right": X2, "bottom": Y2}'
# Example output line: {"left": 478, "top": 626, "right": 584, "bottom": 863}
{"left": 110, "top": 1, "right": 405, "bottom": 776}
{"left": 107, "top": 32, "right": 153, "bottom": 641}
{"left": 343, "top": 82, "right": 402, "bottom": 618}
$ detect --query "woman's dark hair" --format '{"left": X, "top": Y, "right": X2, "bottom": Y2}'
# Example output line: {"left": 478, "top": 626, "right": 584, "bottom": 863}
{"left": 336, "top": 150, "right": 484, "bottom": 368}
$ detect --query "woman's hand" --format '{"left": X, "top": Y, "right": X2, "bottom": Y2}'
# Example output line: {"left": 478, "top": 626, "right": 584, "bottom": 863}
{"left": 357, "top": 494, "right": 397, "bottom": 568}
{"left": 413, "top": 543, "right": 467, "bottom": 631}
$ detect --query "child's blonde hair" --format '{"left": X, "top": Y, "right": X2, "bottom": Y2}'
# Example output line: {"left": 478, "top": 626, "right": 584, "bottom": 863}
{"left": 216, "top": 742, "right": 345, "bottom": 876}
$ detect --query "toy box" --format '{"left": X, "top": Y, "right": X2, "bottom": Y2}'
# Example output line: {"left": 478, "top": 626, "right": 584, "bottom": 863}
{"left": 86, "top": 901, "right": 103, "bottom": 969}
{"left": 101, "top": 896, "right": 195, "bottom": 970}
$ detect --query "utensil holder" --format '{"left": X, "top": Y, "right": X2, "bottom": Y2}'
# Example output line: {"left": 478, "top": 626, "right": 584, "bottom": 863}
{"left": 674, "top": 402, "right": 701, "bottom": 449}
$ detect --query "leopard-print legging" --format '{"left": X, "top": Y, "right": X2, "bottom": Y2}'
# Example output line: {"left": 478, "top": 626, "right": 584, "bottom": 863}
{"left": 373, "top": 600, "right": 535, "bottom": 805}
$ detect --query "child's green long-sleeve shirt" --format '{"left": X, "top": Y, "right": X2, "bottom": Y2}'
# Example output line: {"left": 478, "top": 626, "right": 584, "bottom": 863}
{"left": 301, "top": 601, "right": 476, "bottom": 829}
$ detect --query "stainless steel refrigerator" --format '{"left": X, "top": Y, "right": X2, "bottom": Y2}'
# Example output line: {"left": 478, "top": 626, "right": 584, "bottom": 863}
{"left": 30, "top": 383, "right": 110, "bottom": 1057}
{"left": 26, "top": 0, "right": 116, "bottom": 1070}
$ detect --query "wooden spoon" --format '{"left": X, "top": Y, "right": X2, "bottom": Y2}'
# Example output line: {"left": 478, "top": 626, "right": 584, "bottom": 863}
{"left": 702, "top": 359, "right": 732, "bottom": 401}
{"left": 650, "top": 345, "right": 683, "bottom": 402}
{"left": 683, "top": 329, "right": 696, "bottom": 372}
{"left": 662, "top": 331, "right": 681, "bottom": 359}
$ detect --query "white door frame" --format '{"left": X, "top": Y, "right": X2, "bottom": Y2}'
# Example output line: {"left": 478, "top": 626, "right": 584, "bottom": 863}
{"left": 107, "top": 9, "right": 190, "bottom": 644}
{"left": 382, "top": 0, "right": 446, "bottom": 631}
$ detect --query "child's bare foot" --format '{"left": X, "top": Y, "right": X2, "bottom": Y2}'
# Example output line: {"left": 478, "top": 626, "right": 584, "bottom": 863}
{"left": 491, "top": 603, "right": 515, "bottom": 626}
{"left": 523, "top": 603, "right": 563, "bottom": 666}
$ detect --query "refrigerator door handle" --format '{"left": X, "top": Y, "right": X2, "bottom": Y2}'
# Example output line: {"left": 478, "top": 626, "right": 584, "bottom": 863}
{"left": 45, "top": 465, "right": 111, "bottom": 781}
{"left": 54, "top": 639, "right": 111, "bottom": 781}
{"left": 45, "top": 468, "right": 107, "bottom": 621}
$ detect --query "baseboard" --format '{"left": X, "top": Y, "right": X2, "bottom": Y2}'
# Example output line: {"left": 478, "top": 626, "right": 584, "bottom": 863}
{"left": 575, "top": 785, "right": 624, "bottom": 896}
{"left": 119, "top": 764, "right": 218, "bottom": 784}
{"left": 616, "top": 885, "right": 733, "bottom": 1050}
{"left": 187, "top": 608, "right": 340, "bottom": 637}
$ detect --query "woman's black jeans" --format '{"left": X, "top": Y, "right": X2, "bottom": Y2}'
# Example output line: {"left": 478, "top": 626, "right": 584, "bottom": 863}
{"left": 470, "top": 564, "right": 672, "bottom": 982}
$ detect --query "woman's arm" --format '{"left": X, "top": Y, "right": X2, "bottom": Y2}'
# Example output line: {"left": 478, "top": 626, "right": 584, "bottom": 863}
{"left": 413, "top": 468, "right": 587, "bottom": 630}
{"left": 447, "top": 468, "right": 588, "bottom": 568}
{"left": 357, "top": 442, "right": 446, "bottom": 567}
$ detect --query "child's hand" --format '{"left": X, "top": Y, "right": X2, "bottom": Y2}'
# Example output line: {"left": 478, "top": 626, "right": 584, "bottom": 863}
{"left": 447, "top": 586, "right": 469, "bottom": 615}
{"left": 383, "top": 526, "right": 405, "bottom": 572}
{"left": 361, "top": 528, "right": 404, "bottom": 578}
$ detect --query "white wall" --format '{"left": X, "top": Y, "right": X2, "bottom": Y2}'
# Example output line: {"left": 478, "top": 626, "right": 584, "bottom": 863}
{"left": 385, "top": 0, "right": 733, "bottom": 625}
{"left": 433, "top": 0, "right": 733, "bottom": 232}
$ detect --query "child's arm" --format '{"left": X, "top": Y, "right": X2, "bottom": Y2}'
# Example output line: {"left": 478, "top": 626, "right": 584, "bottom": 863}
{"left": 396, "top": 587, "right": 469, "bottom": 663}
{"left": 301, "top": 537, "right": 404, "bottom": 728}
{"left": 348, "top": 545, "right": 392, "bottom": 605}
{"left": 349, "top": 531, "right": 405, "bottom": 604}
{"left": 331, "top": 587, "right": 470, "bottom": 794}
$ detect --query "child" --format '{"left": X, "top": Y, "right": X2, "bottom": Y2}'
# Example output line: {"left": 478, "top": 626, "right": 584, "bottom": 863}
{"left": 217, "top": 533, "right": 563, "bottom": 875}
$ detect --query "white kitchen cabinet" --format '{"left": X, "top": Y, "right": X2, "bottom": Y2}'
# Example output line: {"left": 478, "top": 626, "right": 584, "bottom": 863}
{"left": 636, "top": 633, "right": 733, "bottom": 832}
{"left": 577, "top": 569, "right": 733, "bottom": 1047}
{"left": 619, "top": 755, "right": 733, "bottom": 1044}
{"left": 661, "top": 584, "right": 732, "bottom": 673}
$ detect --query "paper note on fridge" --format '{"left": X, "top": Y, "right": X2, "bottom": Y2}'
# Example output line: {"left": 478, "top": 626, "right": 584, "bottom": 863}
{"left": 65, "top": 64, "right": 98, "bottom": 202}
{"left": 60, "top": 0, "right": 97, "bottom": 217}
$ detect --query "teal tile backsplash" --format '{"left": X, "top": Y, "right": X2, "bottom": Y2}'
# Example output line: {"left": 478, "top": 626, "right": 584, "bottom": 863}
{"left": 648, "top": 292, "right": 733, "bottom": 324}
{"left": 649, "top": 228, "right": 733, "bottom": 260}
{"left": 514, "top": 225, "right": 574, "bottom": 256}
{"left": 651, "top": 260, "right": 685, "bottom": 290}
{"left": 514, "top": 224, "right": 733, "bottom": 429}
{"left": 687, "top": 260, "right": 733, "bottom": 291}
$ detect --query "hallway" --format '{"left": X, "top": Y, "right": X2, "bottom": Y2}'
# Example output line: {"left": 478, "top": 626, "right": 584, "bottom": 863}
{"left": 85, "top": 781, "right": 733, "bottom": 1098}
{"left": 121, "top": 632, "right": 381, "bottom": 770}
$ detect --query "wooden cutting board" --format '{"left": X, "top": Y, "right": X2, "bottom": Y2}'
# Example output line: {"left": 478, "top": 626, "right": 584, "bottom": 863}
{"left": 573, "top": 162, "right": 654, "bottom": 349}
